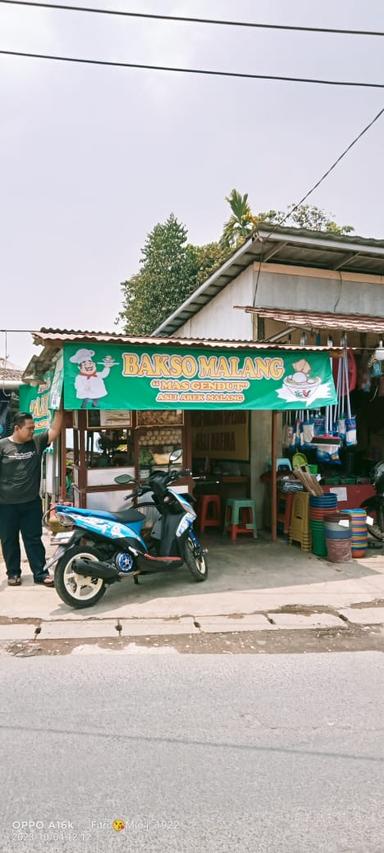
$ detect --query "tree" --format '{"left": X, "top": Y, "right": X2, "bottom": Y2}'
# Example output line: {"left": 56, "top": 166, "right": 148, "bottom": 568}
{"left": 219, "top": 191, "right": 354, "bottom": 250}
{"left": 194, "top": 242, "right": 230, "bottom": 286}
{"left": 118, "top": 214, "right": 211, "bottom": 335}
{"left": 258, "top": 203, "right": 354, "bottom": 235}
{"left": 220, "top": 189, "right": 259, "bottom": 249}
{"left": 284, "top": 204, "right": 354, "bottom": 235}
{"left": 118, "top": 195, "right": 355, "bottom": 335}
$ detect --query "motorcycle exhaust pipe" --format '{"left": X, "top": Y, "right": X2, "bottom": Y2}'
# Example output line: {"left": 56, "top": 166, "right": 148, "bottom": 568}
{"left": 73, "top": 559, "right": 120, "bottom": 581}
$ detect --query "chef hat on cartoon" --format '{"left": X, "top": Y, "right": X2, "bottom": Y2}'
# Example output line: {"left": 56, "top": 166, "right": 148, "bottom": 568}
{"left": 69, "top": 348, "right": 96, "bottom": 364}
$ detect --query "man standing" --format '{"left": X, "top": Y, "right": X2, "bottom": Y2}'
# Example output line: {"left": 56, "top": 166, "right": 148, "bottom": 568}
{"left": 0, "top": 411, "right": 63, "bottom": 587}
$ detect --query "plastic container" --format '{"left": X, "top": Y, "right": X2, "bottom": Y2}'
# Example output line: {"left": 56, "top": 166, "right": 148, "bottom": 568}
{"left": 326, "top": 537, "right": 352, "bottom": 562}
{"left": 310, "top": 521, "right": 327, "bottom": 557}
{"left": 310, "top": 495, "right": 338, "bottom": 506}
{"left": 308, "top": 464, "right": 318, "bottom": 475}
{"left": 344, "top": 509, "right": 368, "bottom": 558}
{"left": 325, "top": 513, "right": 352, "bottom": 562}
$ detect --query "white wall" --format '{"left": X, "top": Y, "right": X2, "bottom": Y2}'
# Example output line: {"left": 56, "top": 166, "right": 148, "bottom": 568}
{"left": 255, "top": 265, "right": 384, "bottom": 316}
{"left": 176, "top": 267, "right": 254, "bottom": 340}
{"left": 175, "top": 262, "right": 384, "bottom": 342}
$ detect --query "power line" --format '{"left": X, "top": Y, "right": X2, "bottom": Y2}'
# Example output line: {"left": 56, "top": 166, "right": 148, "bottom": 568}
{"left": 1, "top": 0, "right": 383, "bottom": 38}
{"left": 252, "top": 103, "right": 384, "bottom": 305}
{"left": 1, "top": 49, "right": 384, "bottom": 89}
{"left": 272, "top": 105, "right": 384, "bottom": 229}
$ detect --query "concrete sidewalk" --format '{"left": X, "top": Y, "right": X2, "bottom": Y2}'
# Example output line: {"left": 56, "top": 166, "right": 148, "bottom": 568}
{"left": 1, "top": 536, "right": 384, "bottom": 639}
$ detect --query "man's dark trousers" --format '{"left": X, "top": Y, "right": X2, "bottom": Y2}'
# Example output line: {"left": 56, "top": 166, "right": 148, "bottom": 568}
{"left": 0, "top": 498, "right": 47, "bottom": 581}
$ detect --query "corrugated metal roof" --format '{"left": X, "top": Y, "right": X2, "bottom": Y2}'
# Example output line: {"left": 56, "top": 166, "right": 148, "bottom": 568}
{"left": 153, "top": 224, "right": 384, "bottom": 337}
{"left": 32, "top": 328, "right": 340, "bottom": 352}
{"left": 23, "top": 327, "right": 348, "bottom": 382}
{"left": 239, "top": 307, "right": 384, "bottom": 334}
{"left": 0, "top": 358, "right": 23, "bottom": 383}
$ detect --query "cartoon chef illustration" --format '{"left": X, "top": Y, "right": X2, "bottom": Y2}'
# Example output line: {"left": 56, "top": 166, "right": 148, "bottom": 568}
{"left": 70, "top": 348, "right": 116, "bottom": 408}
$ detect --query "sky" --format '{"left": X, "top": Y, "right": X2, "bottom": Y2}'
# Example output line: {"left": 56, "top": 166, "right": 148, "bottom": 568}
{"left": 0, "top": 0, "right": 383, "bottom": 369}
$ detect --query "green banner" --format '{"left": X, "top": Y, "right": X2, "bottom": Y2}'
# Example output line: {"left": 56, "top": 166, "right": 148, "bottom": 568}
{"left": 18, "top": 355, "right": 63, "bottom": 433}
{"left": 19, "top": 373, "right": 52, "bottom": 434}
{"left": 63, "top": 343, "right": 336, "bottom": 411}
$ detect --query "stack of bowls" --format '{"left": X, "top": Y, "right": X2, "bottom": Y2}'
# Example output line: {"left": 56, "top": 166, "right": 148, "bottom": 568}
{"left": 344, "top": 509, "right": 368, "bottom": 558}
{"left": 310, "top": 494, "right": 338, "bottom": 558}
{"left": 325, "top": 512, "right": 352, "bottom": 563}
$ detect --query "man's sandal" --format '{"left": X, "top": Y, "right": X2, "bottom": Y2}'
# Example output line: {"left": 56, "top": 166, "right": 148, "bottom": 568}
{"left": 8, "top": 577, "right": 22, "bottom": 586}
{"left": 34, "top": 576, "right": 54, "bottom": 587}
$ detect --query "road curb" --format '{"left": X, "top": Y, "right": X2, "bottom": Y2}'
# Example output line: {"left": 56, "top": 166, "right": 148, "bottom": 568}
{"left": 0, "top": 607, "right": 383, "bottom": 641}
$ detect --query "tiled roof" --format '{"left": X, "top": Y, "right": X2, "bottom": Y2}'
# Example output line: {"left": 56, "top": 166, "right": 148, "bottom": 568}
{"left": 0, "top": 358, "right": 23, "bottom": 382}
{"left": 239, "top": 307, "right": 384, "bottom": 335}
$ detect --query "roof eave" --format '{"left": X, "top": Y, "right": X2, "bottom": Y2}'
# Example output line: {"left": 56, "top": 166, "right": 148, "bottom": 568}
{"left": 153, "top": 226, "right": 384, "bottom": 337}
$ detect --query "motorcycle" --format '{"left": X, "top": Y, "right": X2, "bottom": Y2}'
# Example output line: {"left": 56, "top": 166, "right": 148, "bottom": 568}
{"left": 361, "top": 460, "right": 384, "bottom": 542}
{"left": 49, "top": 451, "right": 208, "bottom": 609}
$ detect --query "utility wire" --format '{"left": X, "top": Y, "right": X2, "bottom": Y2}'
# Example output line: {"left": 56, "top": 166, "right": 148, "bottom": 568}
{"left": 1, "top": 49, "right": 384, "bottom": 89}
{"left": 252, "top": 103, "right": 384, "bottom": 306}
{"left": 0, "top": 0, "right": 383, "bottom": 38}
{"left": 268, "top": 104, "right": 384, "bottom": 230}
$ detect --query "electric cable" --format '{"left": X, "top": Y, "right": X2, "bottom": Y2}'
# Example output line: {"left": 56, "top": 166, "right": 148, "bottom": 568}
{"left": 1, "top": 0, "right": 383, "bottom": 38}
{"left": 252, "top": 103, "right": 384, "bottom": 306}
{"left": 0, "top": 49, "right": 384, "bottom": 89}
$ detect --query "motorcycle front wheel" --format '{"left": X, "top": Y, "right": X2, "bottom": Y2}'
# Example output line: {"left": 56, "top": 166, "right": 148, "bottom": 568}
{"left": 183, "top": 536, "right": 208, "bottom": 582}
{"left": 55, "top": 545, "right": 107, "bottom": 609}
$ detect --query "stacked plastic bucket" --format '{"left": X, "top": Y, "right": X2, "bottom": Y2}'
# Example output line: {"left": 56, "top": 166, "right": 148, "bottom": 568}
{"left": 324, "top": 512, "right": 352, "bottom": 563}
{"left": 309, "top": 494, "right": 338, "bottom": 557}
{"left": 344, "top": 509, "right": 368, "bottom": 558}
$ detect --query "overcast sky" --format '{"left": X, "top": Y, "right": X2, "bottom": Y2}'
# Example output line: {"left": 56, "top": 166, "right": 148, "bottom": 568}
{"left": 1, "top": 0, "right": 383, "bottom": 368}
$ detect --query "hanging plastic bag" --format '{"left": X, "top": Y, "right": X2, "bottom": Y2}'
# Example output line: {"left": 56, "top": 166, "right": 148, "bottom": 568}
{"left": 294, "top": 414, "right": 303, "bottom": 448}
{"left": 345, "top": 417, "right": 357, "bottom": 445}
{"left": 335, "top": 352, "right": 346, "bottom": 443}
{"left": 282, "top": 417, "right": 294, "bottom": 448}
{"left": 317, "top": 445, "right": 342, "bottom": 465}
{"left": 302, "top": 417, "right": 315, "bottom": 447}
{"left": 313, "top": 415, "right": 326, "bottom": 436}
{"left": 343, "top": 349, "right": 357, "bottom": 447}
{"left": 338, "top": 417, "right": 346, "bottom": 440}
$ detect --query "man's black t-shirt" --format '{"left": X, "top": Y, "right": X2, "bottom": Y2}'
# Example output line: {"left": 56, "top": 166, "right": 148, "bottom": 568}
{"left": 0, "top": 431, "right": 49, "bottom": 505}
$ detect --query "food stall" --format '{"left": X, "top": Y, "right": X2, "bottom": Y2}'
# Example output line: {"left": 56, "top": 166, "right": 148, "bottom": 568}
{"left": 21, "top": 329, "right": 339, "bottom": 536}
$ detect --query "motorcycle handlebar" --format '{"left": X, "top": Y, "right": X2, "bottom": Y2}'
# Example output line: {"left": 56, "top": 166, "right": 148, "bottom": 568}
{"left": 124, "top": 469, "right": 191, "bottom": 500}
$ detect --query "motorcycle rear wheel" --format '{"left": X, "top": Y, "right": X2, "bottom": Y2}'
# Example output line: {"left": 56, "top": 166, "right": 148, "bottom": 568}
{"left": 184, "top": 536, "right": 208, "bottom": 582}
{"left": 366, "top": 521, "right": 384, "bottom": 542}
{"left": 55, "top": 546, "right": 107, "bottom": 609}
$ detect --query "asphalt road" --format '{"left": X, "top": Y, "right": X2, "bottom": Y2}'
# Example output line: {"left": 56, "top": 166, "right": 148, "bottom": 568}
{"left": 0, "top": 651, "right": 383, "bottom": 852}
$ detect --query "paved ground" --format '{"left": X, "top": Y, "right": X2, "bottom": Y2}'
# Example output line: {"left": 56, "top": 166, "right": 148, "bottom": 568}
{"left": 2, "top": 534, "right": 384, "bottom": 626}
{"left": 0, "top": 652, "right": 383, "bottom": 852}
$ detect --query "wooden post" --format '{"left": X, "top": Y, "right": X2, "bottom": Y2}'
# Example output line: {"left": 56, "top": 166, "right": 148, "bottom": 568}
{"left": 59, "top": 422, "right": 67, "bottom": 501}
{"left": 271, "top": 410, "right": 278, "bottom": 542}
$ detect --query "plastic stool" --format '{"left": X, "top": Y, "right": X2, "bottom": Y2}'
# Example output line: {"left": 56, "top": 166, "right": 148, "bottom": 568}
{"left": 198, "top": 494, "right": 221, "bottom": 533}
{"left": 224, "top": 499, "right": 257, "bottom": 542}
{"left": 277, "top": 492, "right": 294, "bottom": 535}
{"left": 268, "top": 457, "right": 292, "bottom": 472}
{"left": 289, "top": 493, "right": 311, "bottom": 552}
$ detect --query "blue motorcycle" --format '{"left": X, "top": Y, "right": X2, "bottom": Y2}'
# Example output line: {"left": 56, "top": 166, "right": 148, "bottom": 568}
{"left": 51, "top": 451, "right": 208, "bottom": 609}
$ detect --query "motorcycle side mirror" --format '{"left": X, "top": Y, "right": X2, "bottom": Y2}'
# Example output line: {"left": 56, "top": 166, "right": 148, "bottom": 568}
{"left": 114, "top": 474, "right": 135, "bottom": 485}
{"left": 169, "top": 448, "right": 182, "bottom": 465}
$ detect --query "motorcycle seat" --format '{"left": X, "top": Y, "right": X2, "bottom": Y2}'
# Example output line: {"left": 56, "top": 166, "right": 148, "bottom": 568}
{"left": 110, "top": 508, "right": 145, "bottom": 524}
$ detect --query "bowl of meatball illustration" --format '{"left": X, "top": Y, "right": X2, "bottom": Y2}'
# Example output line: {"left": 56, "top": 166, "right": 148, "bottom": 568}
{"left": 283, "top": 359, "right": 321, "bottom": 400}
